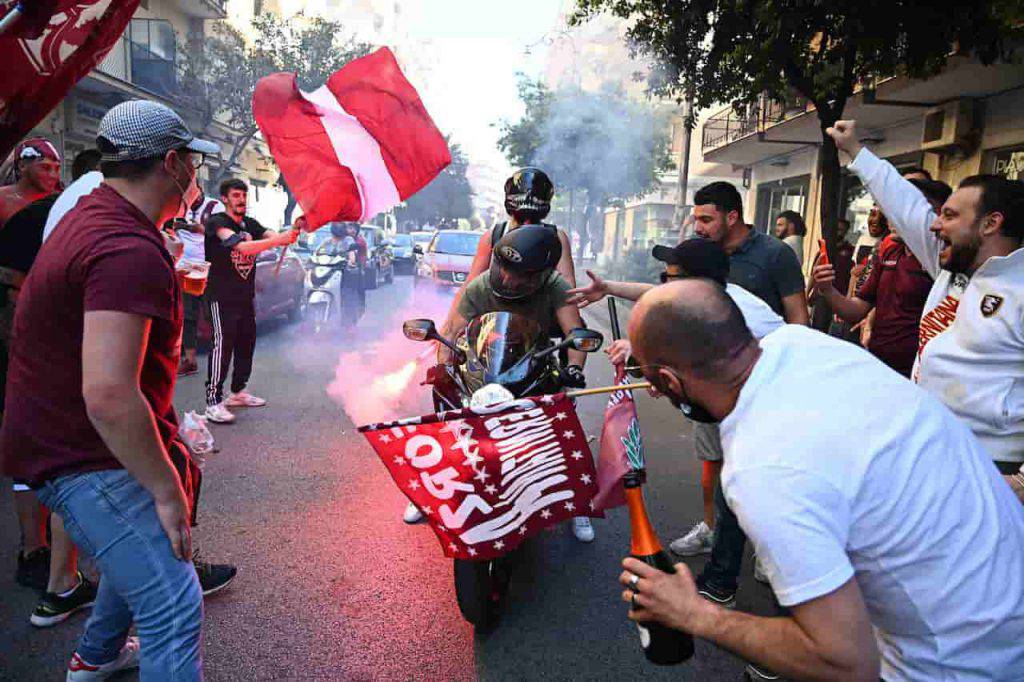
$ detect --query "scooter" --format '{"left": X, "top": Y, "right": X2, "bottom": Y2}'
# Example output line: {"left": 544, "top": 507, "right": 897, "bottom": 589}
{"left": 402, "top": 313, "right": 603, "bottom": 630}
{"left": 304, "top": 241, "right": 365, "bottom": 333}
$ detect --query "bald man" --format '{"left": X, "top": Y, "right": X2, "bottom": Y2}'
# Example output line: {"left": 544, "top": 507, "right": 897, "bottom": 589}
{"left": 620, "top": 280, "right": 1024, "bottom": 680}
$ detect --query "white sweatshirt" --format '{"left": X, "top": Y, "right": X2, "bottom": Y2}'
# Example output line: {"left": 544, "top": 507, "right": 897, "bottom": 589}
{"left": 849, "top": 148, "right": 1024, "bottom": 465}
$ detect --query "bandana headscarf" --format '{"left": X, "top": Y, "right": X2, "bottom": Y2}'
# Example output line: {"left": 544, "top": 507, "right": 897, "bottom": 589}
{"left": 1, "top": 137, "right": 61, "bottom": 185}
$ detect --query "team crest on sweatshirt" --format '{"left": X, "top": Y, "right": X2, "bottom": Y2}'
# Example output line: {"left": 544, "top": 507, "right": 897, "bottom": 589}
{"left": 980, "top": 294, "right": 1004, "bottom": 318}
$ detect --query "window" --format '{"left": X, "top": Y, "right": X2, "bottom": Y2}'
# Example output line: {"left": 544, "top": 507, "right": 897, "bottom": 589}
{"left": 129, "top": 19, "right": 176, "bottom": 95}
{"left": 754, "top": 175, "right": 810, "bottom": 234}
{"left": 254, "top": 0, "right": 263, "bottom": 14}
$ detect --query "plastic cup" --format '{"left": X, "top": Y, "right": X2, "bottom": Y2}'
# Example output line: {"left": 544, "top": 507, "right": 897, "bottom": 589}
{"left": 179, "top": 261, "right": 210, "bottom": 296}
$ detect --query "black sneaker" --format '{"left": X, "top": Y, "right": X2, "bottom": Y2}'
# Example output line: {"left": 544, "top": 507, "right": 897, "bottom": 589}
{"left": 193, "top": 553, "right": 237, "bottom": 596}
{"left": 695, "top": 576, "right": 737, "bottom": 609}
{"left": 30, "top": 572, "right": 97, "bottom": 628}
{"left": 744, "top": 663, "right": 781, "bottom": 680}
{"left": 16, "top": 546, "right": 50, "bottom": 591}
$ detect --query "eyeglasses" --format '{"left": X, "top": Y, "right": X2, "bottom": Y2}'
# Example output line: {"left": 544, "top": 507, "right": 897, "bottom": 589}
{"left": 175, "top": 149, "right": 205, "bottom": 169}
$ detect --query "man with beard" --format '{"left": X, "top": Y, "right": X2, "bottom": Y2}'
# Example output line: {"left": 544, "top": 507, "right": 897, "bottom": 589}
{"left": 828, "top": 120, "right": 1024, "bottom": 489}
{"left": 0, "top": 138, "right": 62, "bottom": 228}
{"left": 620, "top": 279, "right": 1024, "bottom": 680}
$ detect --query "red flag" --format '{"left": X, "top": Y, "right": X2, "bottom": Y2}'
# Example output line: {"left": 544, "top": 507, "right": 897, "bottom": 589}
{"left": 0, "top": 1, "right": 140, "bottom": 159}
{"left": 594, "top": 366, "right": 645, "bottom": 511}
{"left": 359, "top": 394, "right": 600, "bottom": 561}
{"left": 253, "top": 47, "right": 451, "bottom": 230}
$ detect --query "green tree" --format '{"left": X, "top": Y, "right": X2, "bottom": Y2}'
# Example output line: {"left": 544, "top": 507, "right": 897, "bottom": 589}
{"left": 571, "top": 0, "right": 1023, "bottom": 255}
{"left": 178, "top": 14, "right": 370, "bottom": 221}
{"left": 398, "top": 138, "right": 474, "bottom": 229}
{"left": 497, "top": 77, "right": 673, "bottom": 254}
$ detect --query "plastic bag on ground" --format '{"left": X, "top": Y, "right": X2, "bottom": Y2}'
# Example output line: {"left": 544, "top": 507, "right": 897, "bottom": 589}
{"left": 181, "top": 410, "right": 215, "bottom": 468}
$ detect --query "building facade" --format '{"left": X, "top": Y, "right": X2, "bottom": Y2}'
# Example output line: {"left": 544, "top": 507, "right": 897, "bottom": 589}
{"left": 699, "top": 56, "right": 1024, "bottom": 271}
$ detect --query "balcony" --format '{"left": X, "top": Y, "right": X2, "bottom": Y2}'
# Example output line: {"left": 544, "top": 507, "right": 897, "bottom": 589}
{"left": 701, "top": 94, "right": 811, "bottom": 155}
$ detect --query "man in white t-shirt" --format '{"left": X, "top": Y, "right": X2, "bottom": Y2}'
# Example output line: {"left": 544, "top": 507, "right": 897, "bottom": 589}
{"left": 567, "top": 239, "right": 783, "bottom": 564}
{"left": 621, "top": 279, "right": 1024, "bottom": 680}
{"left": 175, "top": 192, "right": 224, "bottom": 375}
{"left": 827, "top": 120, "right": 1024, "bottom": 489}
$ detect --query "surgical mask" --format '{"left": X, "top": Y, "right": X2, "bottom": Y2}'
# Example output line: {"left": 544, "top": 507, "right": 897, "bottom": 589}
{"left": 171, "top": 158, "right": 202, "bottom": 219}
{"left": 652, "top": 368, "right": 719, "bottom": 424}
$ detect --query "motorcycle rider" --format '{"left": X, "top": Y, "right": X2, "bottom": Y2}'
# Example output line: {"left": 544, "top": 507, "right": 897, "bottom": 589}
{"left": 405, "top": 224, "right": 597, "bottom": 542}
{"left": 325, "top": 222, "right": 367, "bottom": 316}
{"left": 440, "top": 168, "right": 576, "bottom": 339}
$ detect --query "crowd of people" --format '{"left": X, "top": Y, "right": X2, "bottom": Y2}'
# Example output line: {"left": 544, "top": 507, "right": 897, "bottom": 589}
{"left": 0, "top": 88, "right": 1022, "bottom": 681}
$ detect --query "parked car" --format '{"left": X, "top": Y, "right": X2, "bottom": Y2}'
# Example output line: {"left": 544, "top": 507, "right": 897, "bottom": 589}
{"left": 416, "top": 230, "right": 483, "bottom": 287}
{"left": 198, "top": 246, "right": 305, "bottom": 343}
{"left": 390, "top": 233, "right": 416, "bottom": 274}
{"left": 360, "top": 224, "right": 395, "bottom": 289}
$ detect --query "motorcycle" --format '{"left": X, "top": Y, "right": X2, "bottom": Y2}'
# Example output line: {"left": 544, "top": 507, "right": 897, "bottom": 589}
{"left": 303, "top": 240, "right": 365, "bottom": 333}
{"left": 402, "top": 313, "right": 603, "bottom": 630}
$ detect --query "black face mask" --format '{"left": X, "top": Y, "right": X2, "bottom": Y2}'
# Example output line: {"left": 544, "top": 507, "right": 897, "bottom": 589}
{"left": 653, "top": 372, "right": 719, "bottom": 424}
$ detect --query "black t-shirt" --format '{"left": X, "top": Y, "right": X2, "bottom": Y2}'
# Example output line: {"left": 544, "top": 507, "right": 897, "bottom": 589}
{"left": 204, "top": 213, "right": 267, "bottom": 303}
{"left": 0, "top": 195, "right": 57, "bottom": 274}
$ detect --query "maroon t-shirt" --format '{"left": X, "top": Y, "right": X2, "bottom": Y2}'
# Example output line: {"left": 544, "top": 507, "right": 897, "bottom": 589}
{"left": 0, "top": 184, "right": 182, "bottom": 486}
{"left": 856, "top": 238, "right": 933, "bottom": 377}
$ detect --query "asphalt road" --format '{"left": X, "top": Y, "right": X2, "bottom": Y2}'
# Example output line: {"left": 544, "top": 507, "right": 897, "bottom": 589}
{"left": 0, "top": 274, "right": 779, "bottom": 681}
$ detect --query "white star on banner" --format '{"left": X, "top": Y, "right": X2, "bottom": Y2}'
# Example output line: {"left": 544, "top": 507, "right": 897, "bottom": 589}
{"left": 422, "top": 505, "right": 433, "bottom": 516}
{"left": 379, "top": 434, "right": 392, "bottom": 444}
{"left": 393, "top": 456, "right": 406, "bottom": 466}
{"left": 484, "top": 484, "right": 497, "bottom": 495}
{"left": 462, "top": 451, "right": 483, "bottom": 467}
{"left": 467, "top": 547, "right": 477, "bottom": 557}
{"left": 494, "top": 540, "right": 505, "bottom": 551}
{"left": 541, "top": 395, "right": 555, "bottom": 405}
{"left": 518, "top": 525, "right": 528, "bottom": 535}
{"left": 564, "top": 502, "right": 575, "bottom": 512}
{"left": 580, "top": 474, "right": 592, "bottom": 485}
{"left": 407, "top": 480, "right": 421, "bottom": 491}
{"left": 571, "top": 450, "right": 583, "bottom": 460}
{"left": 555, "top": 412, "right": 568, "bottom": 421}
{"left": 562, "top": 430, "right": 575, "bottom": 440}
{"left": 540, "top": 509, "right": 552, "bottom": 519}
{"left": 474, "top": 468, "right": 489, "bottom": 482}
{"left": 449, "top": 543, "right": 459, "bottom": 552}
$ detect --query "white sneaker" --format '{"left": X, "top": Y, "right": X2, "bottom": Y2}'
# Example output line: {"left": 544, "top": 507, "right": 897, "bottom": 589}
{"left": 753, "top": 555, "right": 770, "bottom": 584}
{"left": 205, "top": 402, "right": 236, "bottom": 424}
{"left": 67, "top": 636, "right": 140, "bottom": 680}
{"left": 572, "top": 516, "right": 595, "bottom": 543}
{"left": 402, "top": 502, "right": 424, "bottom": 524}
{"left": 225, "top": 391, "right": 267, "bottom": 408}
{"left": 669, "top": 521, "right": 714, "bottom": 556}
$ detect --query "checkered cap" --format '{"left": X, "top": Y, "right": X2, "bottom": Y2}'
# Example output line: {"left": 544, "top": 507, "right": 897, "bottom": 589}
{"left": 97, "top": 100, "right": 219, "bottom": 162}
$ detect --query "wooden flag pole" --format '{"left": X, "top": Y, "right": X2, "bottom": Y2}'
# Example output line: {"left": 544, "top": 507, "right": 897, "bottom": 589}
{"left": 567, "top": 382, "right": 651, "bottom": 399}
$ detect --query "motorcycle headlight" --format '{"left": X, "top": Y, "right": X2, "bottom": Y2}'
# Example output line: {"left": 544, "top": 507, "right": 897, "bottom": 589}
{"left": 470, "top": 383, "right": 515, "bottom": 409}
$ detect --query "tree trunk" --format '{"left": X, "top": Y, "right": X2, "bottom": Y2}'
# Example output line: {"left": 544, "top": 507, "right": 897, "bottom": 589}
{"left": 211, "top": 126, "right": 259, "bottom": 187}
{"left": 817, "top": 113, "right": 842, "bottom": 263}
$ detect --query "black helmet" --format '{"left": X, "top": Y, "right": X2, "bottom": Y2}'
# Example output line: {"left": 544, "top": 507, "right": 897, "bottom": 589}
{"left": 331, "top": 222, "right": 358, "bottom": 239}
{"left": 489, "top": 224, "right": 562, "bottom": 300}
{"left": 504, "top": 168, "right": 554, "bottom": 223}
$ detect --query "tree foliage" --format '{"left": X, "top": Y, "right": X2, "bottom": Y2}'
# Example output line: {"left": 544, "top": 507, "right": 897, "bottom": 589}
{"left": 398, "top": 138, "right": 474, "bottom": 229}
{"left": 571, "top": 0, "right": 1023, "bottom": 252}
{"left": 178, "top": 14, "right": 371, "bottom": 199}
{"left": 497, "top": 76, "right": 673, "bottom": 251}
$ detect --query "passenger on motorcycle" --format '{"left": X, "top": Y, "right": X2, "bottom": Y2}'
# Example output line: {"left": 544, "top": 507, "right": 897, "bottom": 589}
{"left": 440, "top": 168, "right": 576, "bottom": 339}
{"left": 327, "top": 222, "right": 367, "bottom": 310}
{"left": 408, "top": 224, "right": 597, "bottom": 542}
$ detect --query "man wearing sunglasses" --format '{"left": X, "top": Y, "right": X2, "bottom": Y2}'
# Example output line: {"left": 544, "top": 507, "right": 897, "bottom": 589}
{"left": 619, "top": 279, "right": 1024, "bottom": 680}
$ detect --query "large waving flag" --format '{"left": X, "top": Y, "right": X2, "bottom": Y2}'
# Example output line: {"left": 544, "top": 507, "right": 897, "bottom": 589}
{"left": 360, "top": 394, "right": 600, "bottom": 561}
{"left": 253, "top": 47, "right": 451, "bottom": 229}
{"left": 0, "top": 0, "right": 141, "bottom": 159}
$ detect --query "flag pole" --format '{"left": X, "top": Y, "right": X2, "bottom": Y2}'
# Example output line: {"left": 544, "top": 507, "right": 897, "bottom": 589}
{"left": 608, "top": 297, "right": 622, "bottom": 341}
{"left": 0, "top": 3, "right": 23, "bottom": 37}
{"left": 567, "top": 382, "right": 651, "bottom": 399}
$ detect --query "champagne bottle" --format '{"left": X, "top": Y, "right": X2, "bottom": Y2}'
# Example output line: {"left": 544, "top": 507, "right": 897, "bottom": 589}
{"left": 624, "top": 470, "right": 694, "bottom": 665}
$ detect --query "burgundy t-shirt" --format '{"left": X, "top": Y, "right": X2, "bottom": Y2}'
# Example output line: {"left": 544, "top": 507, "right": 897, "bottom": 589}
{"left": 0, "top": 184, "right": 182, "bottom": 486}
{"left": 856, "top": 238, "right": 933, "bottom": 377}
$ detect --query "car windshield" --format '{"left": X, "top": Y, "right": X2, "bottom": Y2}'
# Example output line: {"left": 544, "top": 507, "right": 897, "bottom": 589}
{"left": 435, "top": 232, "right": 481, "bottom": 256}
{"left": 392, "top": 234, "right": 412, "bottom": 246}
{"left": 412, "top": 232, "right": 433, "bottom": 245}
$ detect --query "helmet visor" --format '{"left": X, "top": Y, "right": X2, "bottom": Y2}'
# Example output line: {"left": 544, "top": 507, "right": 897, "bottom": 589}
{"left": 489, "top": 260, "right": 545, "bottom": 300}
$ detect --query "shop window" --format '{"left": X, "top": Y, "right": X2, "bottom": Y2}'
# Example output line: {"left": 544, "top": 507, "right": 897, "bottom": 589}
{"left": 754, "top": 174, "right": 810, "bottom": 234}
{"left": 983, "top": 145, "right": 1024, "bottom": 180}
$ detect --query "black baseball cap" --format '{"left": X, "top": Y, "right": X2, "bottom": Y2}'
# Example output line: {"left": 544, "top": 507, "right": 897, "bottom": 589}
{"left": 651, "top": 238, "right": 730, "bottom": 286}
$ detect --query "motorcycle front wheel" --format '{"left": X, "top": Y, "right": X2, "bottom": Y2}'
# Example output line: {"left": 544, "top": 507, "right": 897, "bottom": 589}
{"left": 307, "top": 301, "right": 331, "bottom": 334}
{"left": 453, "top": 558, "right": 505, "bottom": 631}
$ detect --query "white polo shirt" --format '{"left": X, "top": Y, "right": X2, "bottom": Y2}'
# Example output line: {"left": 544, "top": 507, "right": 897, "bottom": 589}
{"left": 720, "top": 325, "right": 1024, "bottom": 679}
{"left": 849, "top": 148, "right": 1024, "bottom": 465}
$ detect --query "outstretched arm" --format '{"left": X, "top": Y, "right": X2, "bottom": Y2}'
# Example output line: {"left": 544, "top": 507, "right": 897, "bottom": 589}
{"left": 566, "top": 269, "right": 655, "bottom": 308}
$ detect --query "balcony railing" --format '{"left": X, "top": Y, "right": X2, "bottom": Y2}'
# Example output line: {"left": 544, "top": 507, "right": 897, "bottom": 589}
{"left": 702, "top": 94, "right": 811, "bottom": 153}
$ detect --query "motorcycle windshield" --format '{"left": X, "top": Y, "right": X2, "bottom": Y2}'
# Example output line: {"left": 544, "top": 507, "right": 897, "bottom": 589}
{"left": 311, "top": 241, "right": 345, "bottom": 265}
{"left": 465, "top": 312, "right": 544, "bottom": 387}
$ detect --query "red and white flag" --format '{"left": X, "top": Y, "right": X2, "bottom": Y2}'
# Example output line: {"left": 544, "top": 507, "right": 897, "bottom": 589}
{"left": 360, "top": 394, "right": 600, "bottom": 561}
{"left": 593, "top": 366, "right": 645, "bottom": 511}
{"left": 253, "top": 47, "right": 450, "bottom": 230}
{"left": 0, "top": 0, "right": 140, "bottom": 158}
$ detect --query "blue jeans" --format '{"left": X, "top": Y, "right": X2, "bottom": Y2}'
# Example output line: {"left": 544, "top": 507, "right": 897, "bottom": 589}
{"left": 699, "top": 478, "right": 746, "bottom": 593}
{"left": 36, "top": 469, "right": 203, "bottom": 680}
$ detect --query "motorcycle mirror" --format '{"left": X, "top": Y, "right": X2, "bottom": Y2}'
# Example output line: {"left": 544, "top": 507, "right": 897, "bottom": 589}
{"left": 403, "top": 319, "right": 437, "bottom": 342}
{"left": 568, "top": 328, "right": 604, "bottom": 353}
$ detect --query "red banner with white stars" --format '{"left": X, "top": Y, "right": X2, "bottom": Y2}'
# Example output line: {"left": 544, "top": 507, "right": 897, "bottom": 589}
{"left": 359, "top": 394, "right": 599, "bottom": 560}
